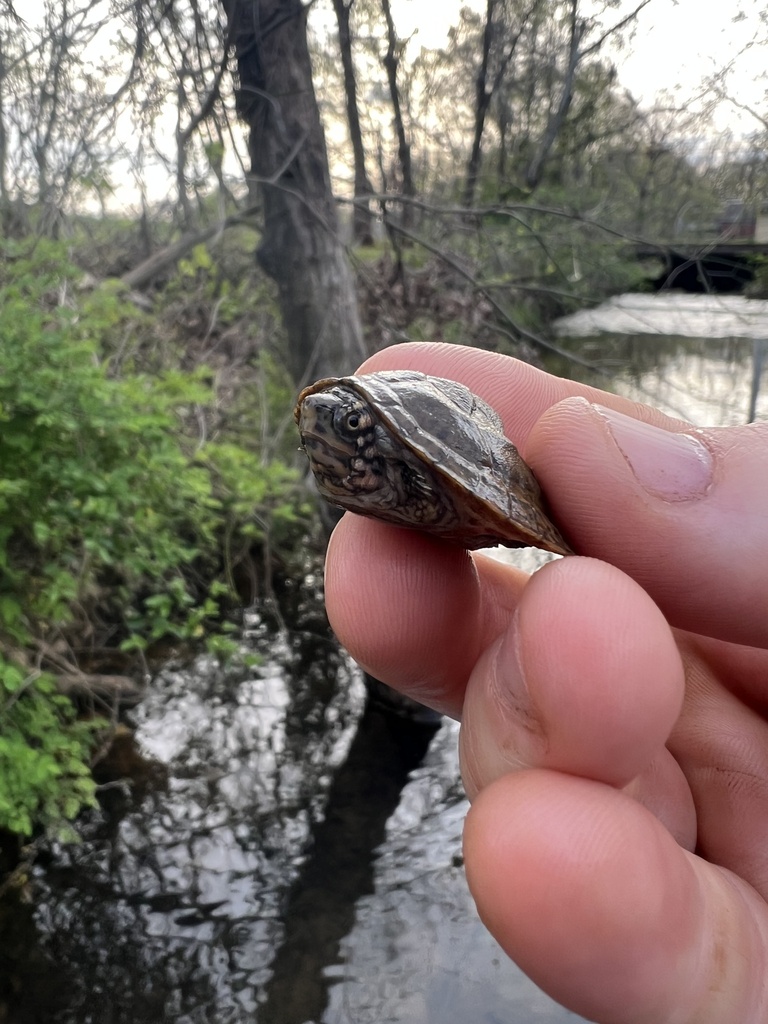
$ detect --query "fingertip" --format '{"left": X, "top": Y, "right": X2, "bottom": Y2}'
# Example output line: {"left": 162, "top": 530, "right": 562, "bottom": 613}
{"left": 460, "top": 556, "right": 684, "bottom": 793}
{"left": 463, "top": 771, "right": 707, "bottom": 1023}
{"left": 518, "top": 557, "right": 685, "bottom": 783}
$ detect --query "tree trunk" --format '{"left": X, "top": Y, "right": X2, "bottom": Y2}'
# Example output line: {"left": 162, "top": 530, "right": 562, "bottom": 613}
{"left": 463, "top": 0, "right": 497, "bottom": 209}
{"left": 331, "top": 0, "right": 374, "bottom": 245}
{"left": 525, "top": 0, "right": 584, "bottom": 191}
{"left": 463, "top": 0, "right": 543, "bottom": 207}
{"left": 379, "top": 0, "right": 415, "bottom": 229}
{"left": 175, "top": 67, "right": 196, "bottom": 229}
{"left": 0, "top": 36, "right": 8, "bottom": 213}
{"left": 221, "top": 0, "right": 366, "bottom": 385}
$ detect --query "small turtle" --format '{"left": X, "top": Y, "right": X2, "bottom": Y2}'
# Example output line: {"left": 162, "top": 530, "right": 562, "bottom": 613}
{"left": 294, "top": 370, "right": 572, "bottom": 555}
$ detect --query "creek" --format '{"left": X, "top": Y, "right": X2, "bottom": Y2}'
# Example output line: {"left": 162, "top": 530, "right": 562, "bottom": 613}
{"left": 3, "top": 292, "right": 767, "bottom": 1024}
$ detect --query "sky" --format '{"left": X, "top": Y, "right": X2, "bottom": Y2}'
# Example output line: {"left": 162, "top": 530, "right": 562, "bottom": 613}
{"left": 391, "top": 0, "right": 767, "bottom": 134}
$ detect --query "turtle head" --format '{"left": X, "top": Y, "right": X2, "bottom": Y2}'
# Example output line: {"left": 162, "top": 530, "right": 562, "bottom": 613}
{"left": 295, "top": 378, "right": 440, "bottom": 521}
{"left": 296, "top": 381, "right": 388, "bottom": 501}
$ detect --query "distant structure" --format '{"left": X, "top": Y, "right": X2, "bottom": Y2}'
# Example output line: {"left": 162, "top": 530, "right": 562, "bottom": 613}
{"left": 756, "top": 199, "right": 768, "bottom": 244}
{"left": 716, "top": 199, "right": 755, "bottom": 240}
{"left": 636, "top": 198, "right": 768, "bottom": 293}
{"left": 716, "top": 198, "right": 768, "bottom": 242}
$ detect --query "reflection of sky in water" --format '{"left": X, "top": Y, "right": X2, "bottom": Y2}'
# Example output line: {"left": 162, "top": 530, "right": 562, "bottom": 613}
{"left": 556, "top": 293, "right": 768, "bottom": 425}
{"left": 327, "top": 722, "right": 578, "bottom": 1024}
{"left": 556, "top": 293, "right": 768, "bottom": 341}
{"left": 630, "top": 351, "right": 768, "bottom": 426}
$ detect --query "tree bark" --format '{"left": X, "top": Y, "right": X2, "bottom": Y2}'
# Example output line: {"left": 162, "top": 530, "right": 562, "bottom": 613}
{"left": 221, "top": 0, "right": 366, "bottom": 385}
{"left": 331, "top": 0, "right": 374, "bottom": 245}
{"left": 462, "top": 0, "right": 543, "bottom": 207}
{"left": 524, "top": 0, "right": 584, "bottom": 190}
{"left": 463, "top": 0, "right": 497, "bottom": 209}
{"left": 379, "top": 0, "right": 415, "bottom": 229}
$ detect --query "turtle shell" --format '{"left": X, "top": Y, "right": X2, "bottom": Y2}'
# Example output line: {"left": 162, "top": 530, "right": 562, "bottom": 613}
{"left": 294, "top": 370, "right": 572, "bottom": 555}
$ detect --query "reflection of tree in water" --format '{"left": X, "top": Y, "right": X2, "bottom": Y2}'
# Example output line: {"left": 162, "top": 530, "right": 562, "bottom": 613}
{"left": 259, "top": 700, "right": 439, "bottom": 1024}
{"left": 2, "top": 620, "right": 440, "bottom": 1024}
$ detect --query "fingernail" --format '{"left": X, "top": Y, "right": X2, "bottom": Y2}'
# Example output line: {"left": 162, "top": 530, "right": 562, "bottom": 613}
{"left": 593, "top": 405, "right": 713, "bottom": 501}
{"left": 489, "top": 614, "right": 539, "bottom": 736}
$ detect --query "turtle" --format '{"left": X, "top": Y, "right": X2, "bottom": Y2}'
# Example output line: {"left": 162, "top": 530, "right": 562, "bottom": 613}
{"left": 294, "top": 370, "right": 573, "bottom": 556}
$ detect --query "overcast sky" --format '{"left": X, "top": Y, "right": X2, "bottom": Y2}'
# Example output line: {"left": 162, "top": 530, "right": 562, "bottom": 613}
{"left": 392, "top": 0, "right": 767, "bottom": 133}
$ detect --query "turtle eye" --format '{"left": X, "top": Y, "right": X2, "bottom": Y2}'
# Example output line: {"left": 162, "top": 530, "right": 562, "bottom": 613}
{"left": 335, "top": 405, "right": 366, "bottom": 436}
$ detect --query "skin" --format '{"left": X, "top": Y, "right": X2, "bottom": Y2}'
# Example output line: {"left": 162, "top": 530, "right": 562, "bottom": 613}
{"left": 323, "top": 341, "right": 768, "bottom": 1024}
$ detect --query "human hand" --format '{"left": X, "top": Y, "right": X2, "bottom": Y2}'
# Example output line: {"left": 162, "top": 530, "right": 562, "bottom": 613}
{"left": 324, "top": 341, "right": 768, "bottom": 1023}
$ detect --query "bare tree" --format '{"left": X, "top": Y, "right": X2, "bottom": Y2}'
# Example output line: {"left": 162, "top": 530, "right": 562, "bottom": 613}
{"left": 525, "top": 0, "right": 652, "bottom": 190}
{"left": 463, "top": 0, "right": 544, "bottom": 207}
{"left": 379, "top": 0, "right": 415, "bottom": 227}
{"left": 331, "top": 0, "right": 374, "bottom": 244}
{"left": 121, "top": 0, "right": 240, "bottom": 230}
{"left": 441, "top": 0, "right": 655, "bottom": 201}
{"left": 0, "top": 0, "right": 125, "bottom": 232}
{"left": 524, "top": 0, "right": 584, "bottom": 189}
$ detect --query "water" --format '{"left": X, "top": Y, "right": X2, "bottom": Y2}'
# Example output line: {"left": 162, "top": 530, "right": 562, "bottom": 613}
{"left": 554, "top": 292, "right": 768, "bottom": 425}
{"left": 3, "top": 292, "right": 767, "bottom": 1024}
{"left": 556, "top": 292, "right": 768, "bottom": 342}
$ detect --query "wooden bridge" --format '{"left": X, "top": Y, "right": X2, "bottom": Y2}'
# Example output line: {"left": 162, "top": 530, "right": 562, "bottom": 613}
{"left": 635, "top": 241, "right": 768, "bottom": 293}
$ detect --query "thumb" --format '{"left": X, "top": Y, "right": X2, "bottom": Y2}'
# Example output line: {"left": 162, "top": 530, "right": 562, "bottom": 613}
{"left": 526, "top": 398, "right": 768, "bottom": 649}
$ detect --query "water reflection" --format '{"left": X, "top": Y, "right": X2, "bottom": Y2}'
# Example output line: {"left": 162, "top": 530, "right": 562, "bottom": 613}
{"left": 15, "top": 627, "right": 361, "bottom": 1018}
{"left": 553, "top": 294, "right": 768, "bottom": 424}
{"left": 556, "top": 292, "right": 768, "bottom": 341}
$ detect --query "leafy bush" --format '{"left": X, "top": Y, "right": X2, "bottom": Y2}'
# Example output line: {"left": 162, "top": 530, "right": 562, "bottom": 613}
{"left": 0, "top": 663, "right": 100, "bottom": 839}
{"left": 0, "top": 239, "right": 307, "bottom": 838}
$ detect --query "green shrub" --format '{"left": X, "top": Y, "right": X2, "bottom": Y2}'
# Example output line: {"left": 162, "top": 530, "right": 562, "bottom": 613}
{"left": 0, "top": 663, "right": 100, "bottom": 839}
{"left": 0, "top": 239, "right": 306, "bottom": 838}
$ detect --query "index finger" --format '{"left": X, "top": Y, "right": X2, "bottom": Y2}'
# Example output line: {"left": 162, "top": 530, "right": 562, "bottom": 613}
{"left": 358, "top": 341, "right": 689, "bottom": 446}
